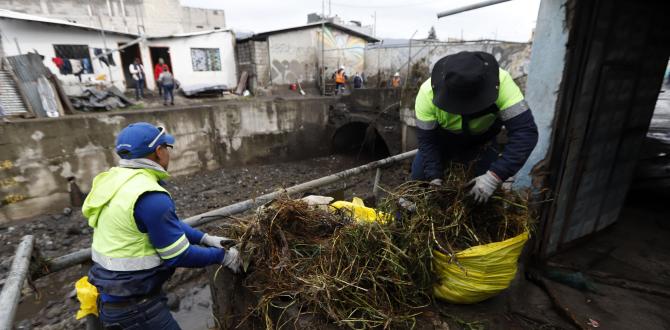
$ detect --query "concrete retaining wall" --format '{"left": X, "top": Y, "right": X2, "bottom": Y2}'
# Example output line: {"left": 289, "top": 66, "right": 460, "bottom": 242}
{"left": 0, "top": 98, "right": 332, "bottom": 223}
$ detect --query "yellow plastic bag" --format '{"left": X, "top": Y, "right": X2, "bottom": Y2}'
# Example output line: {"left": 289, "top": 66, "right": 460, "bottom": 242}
{"left": 329, "top": 197, "right": 390, "bottom": 223}
{"left": 433, "top": 231, "right": 529, "bottom": 304}
{"left": 75, "top": 276, "right": 99, "bottom": 320}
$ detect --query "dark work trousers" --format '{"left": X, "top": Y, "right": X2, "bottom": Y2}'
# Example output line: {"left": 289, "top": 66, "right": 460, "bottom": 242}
{"left": 162, "top": 84, "right": 174, "bottom": 105}
{"left": 335, "top": 83, "right": 345, "bottom": 95}
{"left": 157, "top": 80, "right": 163, "bottom": 96}
{"left": 134, "top": 78, "right": 145, "bottom": 100}
{"left": 411, "top": 138, "right": 499, "bottom": 180}
{"left": 99, "top": 294, "right": 180, "bottom": 330}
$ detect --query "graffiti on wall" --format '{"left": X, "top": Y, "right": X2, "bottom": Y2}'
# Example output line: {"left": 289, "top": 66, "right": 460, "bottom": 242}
{"left": 318, "top": 27, "right": 366, "bottom": 74}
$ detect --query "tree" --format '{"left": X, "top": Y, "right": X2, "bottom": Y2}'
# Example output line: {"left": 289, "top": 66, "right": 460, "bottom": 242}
{"left": 427, "top": 26, "right": 437, "bottom": 40}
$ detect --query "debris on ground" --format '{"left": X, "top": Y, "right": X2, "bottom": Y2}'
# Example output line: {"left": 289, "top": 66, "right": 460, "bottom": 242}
{"left": 215, "top": 165, "right": 533, "bottom": 328}
{"left": 181, "top": 83, "right": 229, "bottom": 97}
{"left": 69, "top": 86, "right": 134, "bottom": 111}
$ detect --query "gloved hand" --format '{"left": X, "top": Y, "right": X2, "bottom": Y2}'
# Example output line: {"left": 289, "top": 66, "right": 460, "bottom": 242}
{"left": 222, "top": 247, "right": 243, "bottom": 273}
{"left": 301, "top": 195, "right": 334, "bottom": 206}
{"left": 429, "top": 178, "right": 443, "bottom": 186}
{"left": 398, "top": 197, "right": 417, "bottom": 212}
{"left": 466, "top": 171, "right": 502, "bottom": 203}
{"left": 201, "top": 233, "right": 237, "bottom": 248}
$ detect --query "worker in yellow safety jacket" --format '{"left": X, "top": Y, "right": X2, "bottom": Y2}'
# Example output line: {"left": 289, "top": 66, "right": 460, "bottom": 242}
{"left": 333, "top": 66, "right": 348, "bottom": 95}
{"left": 82, "top": 122, "right": 243, "bottom": 329}
{"left": 411, "top": 51, "right": 538, "bottom": 202}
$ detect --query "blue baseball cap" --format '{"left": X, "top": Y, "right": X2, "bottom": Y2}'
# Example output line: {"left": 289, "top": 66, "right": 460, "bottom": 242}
{"left": 115, "top": 122, "right": 175, "bottom": 159}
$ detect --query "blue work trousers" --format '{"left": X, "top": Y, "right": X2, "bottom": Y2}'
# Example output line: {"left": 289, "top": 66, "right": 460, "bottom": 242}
{"left": 410, "top": 141, "right": 499, "bottom": 180}
{"left": 134, "top": 78, "right": 145, "bottom": 100}
{"left": 99, "top": 294, "right": 180, "bottom": 330}
{"left": 162, "top": 84, "right": 174, "bottom": 104}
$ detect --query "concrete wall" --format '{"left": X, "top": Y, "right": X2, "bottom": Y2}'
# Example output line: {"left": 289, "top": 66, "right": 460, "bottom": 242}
{"left": 0, "top": 0, "right": 225, "bottom": 35}
{"left": 364, "top": 41, "right": 531, "bottom": 88}
{"left": 319, "top": 26, "right": 367, "bottom": 75}
{"left": 0, "top": 17, "right": 133, "bottom": 92}
{"left": 0, "top": 98, "right": 332, "bottom": 223}
{"left": 264, "top": 26, "right": 368, "bottom": 87}
{"left": 145, "top": 31, "right": 237, "bottom": 90}
{"left": 514, "top": 0, "right": 569, "bottom": 188}
{"left": 268, "top": 28, "right": 319, "bottom": 85}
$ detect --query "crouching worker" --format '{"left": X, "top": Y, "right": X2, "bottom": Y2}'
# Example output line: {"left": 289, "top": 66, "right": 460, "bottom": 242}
{"left": 412, "top": 51, "right": 538, "bottom": 202}
{"left": 82, "top": 122, "right": 242, "bottom": 329}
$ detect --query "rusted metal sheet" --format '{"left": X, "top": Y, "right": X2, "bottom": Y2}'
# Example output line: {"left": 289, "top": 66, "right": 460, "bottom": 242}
{"left": 5, "top": 53, "right": 61, "bottom": 118}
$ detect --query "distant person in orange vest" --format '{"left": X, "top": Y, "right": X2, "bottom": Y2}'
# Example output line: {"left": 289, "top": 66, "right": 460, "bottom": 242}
{"left": 332, "top": 66, "right": 348, "bottom": 95}
{"left": 391, "top": 72, "right": 401, "bottom": 88}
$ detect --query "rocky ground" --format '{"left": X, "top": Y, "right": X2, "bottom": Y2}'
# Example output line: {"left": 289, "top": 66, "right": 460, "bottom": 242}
{"left": 1, "top": 154, "right": 410, "bottom": 329}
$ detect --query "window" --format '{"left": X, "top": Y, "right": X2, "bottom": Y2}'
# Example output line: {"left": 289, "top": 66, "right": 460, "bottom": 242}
{"left": 191, "top": 48, "right": 221, "bottom": 71}
{"left": 53, "top": 45, "right": 94, "bottom": 75}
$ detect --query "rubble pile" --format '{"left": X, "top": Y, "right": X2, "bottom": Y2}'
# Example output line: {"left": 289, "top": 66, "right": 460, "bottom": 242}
{"left": 69, "top": 86, "right": 134, "bottom": 111}
{"left": 217, "top": 165, "right": 532, "bottom": 329}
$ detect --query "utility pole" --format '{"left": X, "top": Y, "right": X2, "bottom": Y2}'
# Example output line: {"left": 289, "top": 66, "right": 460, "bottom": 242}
{"left": 329, "top": 0, "right": 331, "bottom": 17}
{"left": 373, "top": 11, "right": 377, "bottom": 37}
{"left": 94, "top": 0, "right": 114, "bottom": 84}
{"left": 321, "top": 0, "right": 326, "bottom": 95}
{"left": 405, "top": 30, "right": 418, "bottom": 89}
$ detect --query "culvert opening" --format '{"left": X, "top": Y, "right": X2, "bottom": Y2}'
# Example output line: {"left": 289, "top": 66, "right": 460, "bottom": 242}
{"left": 331, "top": 122, "right": 391, "bottom": 160}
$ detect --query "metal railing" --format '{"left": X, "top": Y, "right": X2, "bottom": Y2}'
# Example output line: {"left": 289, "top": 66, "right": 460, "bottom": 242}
{"left": 0, "top": 150, "right": 417, "bottom": 327}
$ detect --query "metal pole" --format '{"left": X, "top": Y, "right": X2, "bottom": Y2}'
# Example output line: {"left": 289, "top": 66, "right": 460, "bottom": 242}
{"left": 321, "top": 0, "right": 325, "bottom": 95}
{"left": 405, "top": 30, "right": 418, "bottom": 89}
{"left": 34, "top": 150, "right": 419, "bottom": 278}
{"left": 372, "top": 168, "right": 382, "bottom": 201}
{"left": 96, "top": 10, "right": 114, "bottom": 84}
{"left": 0, "top": 235, "right": 34, "bottom": 330}
{"left": 437, "top": 0, "right": 512, "bottom": 18}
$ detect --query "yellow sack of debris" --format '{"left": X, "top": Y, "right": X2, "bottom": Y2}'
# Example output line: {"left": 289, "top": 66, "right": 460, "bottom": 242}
{"left": 75, "top": 276, "right": 99, "bottom": 320}
{"left": 329, "top": 197, "right": 390, "bottom": 224}
{"left": 433, "top": 231, "right": 529, "bottom": 304}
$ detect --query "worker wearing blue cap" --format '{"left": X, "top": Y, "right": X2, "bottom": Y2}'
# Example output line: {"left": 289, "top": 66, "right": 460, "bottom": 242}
{"left": 82, "top": 122, "right": 241, "bottom": 329}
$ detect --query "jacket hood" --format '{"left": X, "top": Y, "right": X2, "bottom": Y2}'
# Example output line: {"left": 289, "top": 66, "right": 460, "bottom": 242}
{"left": 83, "top": 167, "right": 168, "bottom": 228}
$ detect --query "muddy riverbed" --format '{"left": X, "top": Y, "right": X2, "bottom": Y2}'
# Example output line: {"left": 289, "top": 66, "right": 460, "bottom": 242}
{"left": 1, "top": 154, "right": 410, "bottom": 329}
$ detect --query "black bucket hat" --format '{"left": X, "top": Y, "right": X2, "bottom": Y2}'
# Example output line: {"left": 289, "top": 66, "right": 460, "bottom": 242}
{"left": 431, "top": 51, "right": 500, "bottom": 115}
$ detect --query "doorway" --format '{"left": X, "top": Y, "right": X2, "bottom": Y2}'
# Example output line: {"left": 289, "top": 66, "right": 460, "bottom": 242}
{"left": 118, "top": 42, "right": 143, "bottom": 89}
{"left": 149, "top": 47, "right": 173, "bottom": 81}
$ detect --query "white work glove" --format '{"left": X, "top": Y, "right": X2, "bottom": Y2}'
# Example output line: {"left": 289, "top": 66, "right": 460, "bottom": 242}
{"left": 201, "top": 233, "right": 236, "bottom": 248}
{"left": 301, "top": 195, "right": 334, "bottom": 206}
{"left": 398, "top": 197, "right": 416, "bottom": 212}
{"left": 429, "top": 178, "right": 443, "bottom": 186}
{"left": 467, "top": 171, "right": 502, "bottom": 203}
{"left": 222, "top": 247, "right": 242, "bottom": 273}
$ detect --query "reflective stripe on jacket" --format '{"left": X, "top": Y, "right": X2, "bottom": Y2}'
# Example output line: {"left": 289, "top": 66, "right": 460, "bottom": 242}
{"left": 414, "top": 68, "right": 528, "bottom": 135}
{"left": 84, "top": 167, "right": 174, "bottom": 272}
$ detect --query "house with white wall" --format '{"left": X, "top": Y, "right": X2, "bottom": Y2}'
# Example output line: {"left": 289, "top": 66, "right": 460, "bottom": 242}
{"left": 0, "top": 9, "right": 236, "bottom": 95}
{"left": 0, "top": 9, "right": 135, "bottom": 94}
{"left": 236, "top": 21, "right": 378, "bottom": 93}
{"left": 144, "top": 30, "right": 237, "bottom": 92}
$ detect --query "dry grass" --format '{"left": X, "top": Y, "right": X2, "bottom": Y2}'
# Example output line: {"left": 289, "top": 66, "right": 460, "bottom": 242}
{"left": 215, "top": 165, "right": 532, "bottom": 329}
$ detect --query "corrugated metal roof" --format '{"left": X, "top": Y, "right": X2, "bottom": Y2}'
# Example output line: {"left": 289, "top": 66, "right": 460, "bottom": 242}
{"left": 0, "top": 9, "right": 137, "bottom": 38}
{"left": 148, "top": 29, "right": 233, "bottom": 40}
{"left": 236, "top": 21, "right": 379, "bottom": 43}
{"left": 6, "top": 54, "right": 61, "bottom": 118}
{"left": 0, "top": 69, "right": 28, "bottom": 116}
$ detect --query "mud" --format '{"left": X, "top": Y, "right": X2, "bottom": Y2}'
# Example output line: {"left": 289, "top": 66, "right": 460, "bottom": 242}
{"left": 2, "top": 154, "right": 410, "bottom": 329}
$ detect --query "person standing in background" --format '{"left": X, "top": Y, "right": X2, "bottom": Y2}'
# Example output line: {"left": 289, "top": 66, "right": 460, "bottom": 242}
{"left": 158, "top": 66, "right": 179, "bottom": 106}
{"left": 332, "top": 66, "right": 348, "bottom": 95}
{"left": 353, "top": 72, "right": 364, "bottom": 89}
{"left": 129, "top": 58, "right": 145, "bottom": 101}
{"left": 154, "top": 58, "right": 169, "bottom": 97}
{"left": 391, "top": 72, "right": 402, "bottom": 88}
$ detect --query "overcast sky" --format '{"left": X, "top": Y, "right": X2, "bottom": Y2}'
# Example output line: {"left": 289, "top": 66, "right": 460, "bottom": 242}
{"left": 180, "top": 0, "right": 541, "bottom": 42}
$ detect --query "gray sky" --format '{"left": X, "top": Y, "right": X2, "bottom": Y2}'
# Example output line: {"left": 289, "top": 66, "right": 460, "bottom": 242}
{"left": 180, "top": 0, "right": 541, "bottom": 42}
